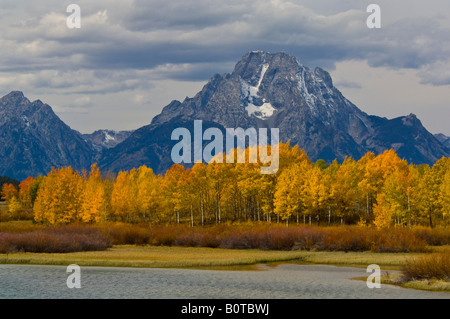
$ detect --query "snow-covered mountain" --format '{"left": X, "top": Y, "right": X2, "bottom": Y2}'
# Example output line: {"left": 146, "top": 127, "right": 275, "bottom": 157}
{"left": 1, "top": 51, "right": 449, "bottom": 180}
{"left": 98, "top": 51, "right": 450, "bottom": 174}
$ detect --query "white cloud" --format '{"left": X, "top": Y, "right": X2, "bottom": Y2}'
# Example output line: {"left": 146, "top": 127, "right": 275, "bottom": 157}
{"left": 418, "top": 59, "right": 450, "bottom": 86}
{"left": 331, "top": 60, "right": 450, "bottom": 135}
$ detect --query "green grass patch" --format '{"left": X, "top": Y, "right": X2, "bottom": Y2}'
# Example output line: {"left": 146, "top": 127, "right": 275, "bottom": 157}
{"left": 0, "top": 245, "right": 310, "bottom": 269}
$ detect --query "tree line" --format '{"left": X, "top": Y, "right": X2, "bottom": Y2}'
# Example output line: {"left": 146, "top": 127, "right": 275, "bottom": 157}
{"left": 1, "top": 143, "right": 449, "bottom": 228}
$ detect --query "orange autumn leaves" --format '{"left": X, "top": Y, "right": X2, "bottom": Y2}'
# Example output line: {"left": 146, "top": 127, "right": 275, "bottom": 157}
{"left": 3, "top": 143, "right": 450, "bottom": 228}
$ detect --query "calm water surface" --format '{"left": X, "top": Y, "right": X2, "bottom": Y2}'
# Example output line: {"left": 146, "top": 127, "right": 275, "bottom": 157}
{"left": 0, "top": 264, "right": 448, "bottom": 299}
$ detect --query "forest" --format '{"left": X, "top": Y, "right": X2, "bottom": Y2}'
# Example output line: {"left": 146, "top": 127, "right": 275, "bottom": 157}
{"left": 1, "top": 143, "right": 449, "bottom": 229}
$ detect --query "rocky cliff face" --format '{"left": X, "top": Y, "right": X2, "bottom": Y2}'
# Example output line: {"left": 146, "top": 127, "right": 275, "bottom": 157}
{"left": 0, "top": 91, "right": 95, "bottom": 180}
{"left": 99, "top": 51, "right": 449, "bottom": 174}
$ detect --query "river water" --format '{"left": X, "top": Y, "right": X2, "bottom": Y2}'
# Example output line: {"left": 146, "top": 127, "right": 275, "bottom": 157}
{"left": 0, "top": 264, "right": 448, "bottom": 299}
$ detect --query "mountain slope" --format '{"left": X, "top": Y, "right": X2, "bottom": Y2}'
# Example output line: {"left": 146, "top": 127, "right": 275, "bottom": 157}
{"left": 99, "top": 51, "right": 449, "bottom": 174}
{"left": 0, "top": 91, "right": 95, "bottom": 180}
{"left": 435, "top": 133, "right": 450, "bottom": 150}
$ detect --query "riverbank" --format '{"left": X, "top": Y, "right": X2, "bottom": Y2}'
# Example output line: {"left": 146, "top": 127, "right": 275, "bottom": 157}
{"left": 2, "top": 245, "right": 449, "bottom": 292}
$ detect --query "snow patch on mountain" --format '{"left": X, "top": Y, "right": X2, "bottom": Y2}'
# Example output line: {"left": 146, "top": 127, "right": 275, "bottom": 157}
{"left": 240, "top": 63, "right": 276, "bottom": 120}
{"left": 104, "top": 131, "right": 115, "bottom": 142}
{"left": 245, "top": 102, "right": 276, "bottom": 120}
{"left": 22, "top": 115, "right": 30, "bottom": 127}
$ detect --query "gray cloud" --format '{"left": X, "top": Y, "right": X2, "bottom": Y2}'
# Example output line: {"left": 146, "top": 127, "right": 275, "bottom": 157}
{"left": 0, "top": 0, "right": 449, "bottom": 133}
{"left": 2, "top": 0, "right": 449, "bottom": 81}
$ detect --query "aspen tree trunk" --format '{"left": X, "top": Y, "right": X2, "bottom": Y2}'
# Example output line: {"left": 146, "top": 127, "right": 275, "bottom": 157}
{"left": 191, "top": 204, "right": 194, "bottom": 228}
{"left": 408, "top": 195, "right": 411, "bottom": 228}
{"left": 218, "top": 190, "right": 221, "bottom": 224}
{"left": 367, "top": 193, "right": 370, "bottom": 216}
{"left": 328, "top": 206, "right": 331, "bottom": 226}
{"left": 244, "top": 198, "right": 247, "bottom": 220}
{"left": 201, "top": 195, "right": 204, "bottom": 226}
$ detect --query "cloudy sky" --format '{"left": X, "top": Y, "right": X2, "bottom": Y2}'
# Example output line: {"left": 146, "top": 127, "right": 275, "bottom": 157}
{"left": 1, "top": 0, "right": 449, "bottom": 135}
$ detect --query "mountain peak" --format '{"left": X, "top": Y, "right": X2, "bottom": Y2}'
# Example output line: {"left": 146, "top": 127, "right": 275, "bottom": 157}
{"left": 0, "top": 91, "right": 28, "bottom": 106}
{"left": 402, "top": 113, "right": 421, "bottom": 127}
{"left": 0, "top": 92, "right": 95, "bottom": 180}
{"left": 5, "top": 90, "right": 25, "bottom": 98}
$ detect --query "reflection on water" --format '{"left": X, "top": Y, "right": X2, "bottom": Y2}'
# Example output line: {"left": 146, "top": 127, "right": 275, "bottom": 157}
{"left": 0, "top": 264, "right": 448, "bottom": 299}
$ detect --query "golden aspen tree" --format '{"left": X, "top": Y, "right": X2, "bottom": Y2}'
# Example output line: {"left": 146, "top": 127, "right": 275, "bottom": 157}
{"left": 357, "top": 150, "right": 405, "bottom": 224}
{"left": 29, "top": 176, "right": 43, "bottom": 208}
{"left": 373, "top": 193, "right": 393, "bottom": 228}
{"left": 414, "top": 164, "right": 442, "bottom": 227}
{"left": 206, "top": 162, "right": 233, "bottom": 224}
{"left": 323, "top": 160, "right": 339, "bottom": 225}
{"left": 191, "top": 162, "right": 210, "bottom": 225}
{"left": 1, "top": 183, "right": 18, "bottom": 203}
{"left": 277, "top": 142, "right": 309, "bottom": 172}
{"left": 179, "top": 168, "right": 197, "bottom": 226}
{"left": 161, "top": 164, "right": 186, "bottom": 224}
{"left": 374, "top": 162, "right": 412, "bottom": 228}
{"left": 431, "top": 157, "right": 450, "bottom": 225}
{"left": 237, "top": 161, "right": 262, "bottom": 222}
{"left": 80, "top": 164, "right": 107, "bottom": 223}
{"left": 274, "top": 163, "right": 305, "bottom": 226}
{"left": 110, "top": 170, "right": 139, "bottom": 222}
{"left": 136, "top": 165, "right": 159, "bottom": 222}
{"left": 302, "top": 166, "right": 329, "bottom": 225}
{"left": 331, "top": 157, "right": 359, "bottom": 224}
{"left": 441, "top": 167, "right": 450, "bottom": 224}
{"left": 18, "top": 177, "right": 36, "bottom": 209}
{"left": 33, "top": 167, "right": 83, "bottom": 224}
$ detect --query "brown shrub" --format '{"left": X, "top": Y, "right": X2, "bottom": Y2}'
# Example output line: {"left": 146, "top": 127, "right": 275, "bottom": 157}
{"left": 1, "top": 222, "right": 441, "bottom": 254}
{"left": 0, "top": 226, "right": 111, "bottom": 253}
{"left": 371, "top": 228, "right": 429, "bottom": 253}
{"left": 98, "top": 223, "right": 151, "bottom": 245}
{"left": 412, "top": 226, "right": 450, "bottom": 246}
{"left": 402, "top": 250, "right": 450, "bottom": 281}
{"left": 320, "top": 227, "right": 371, "bottom": 251}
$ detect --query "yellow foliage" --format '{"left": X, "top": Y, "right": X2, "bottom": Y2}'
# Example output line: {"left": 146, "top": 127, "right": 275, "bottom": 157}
{"left": 21, "top": 145, "right": 449, "bottom": 227}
